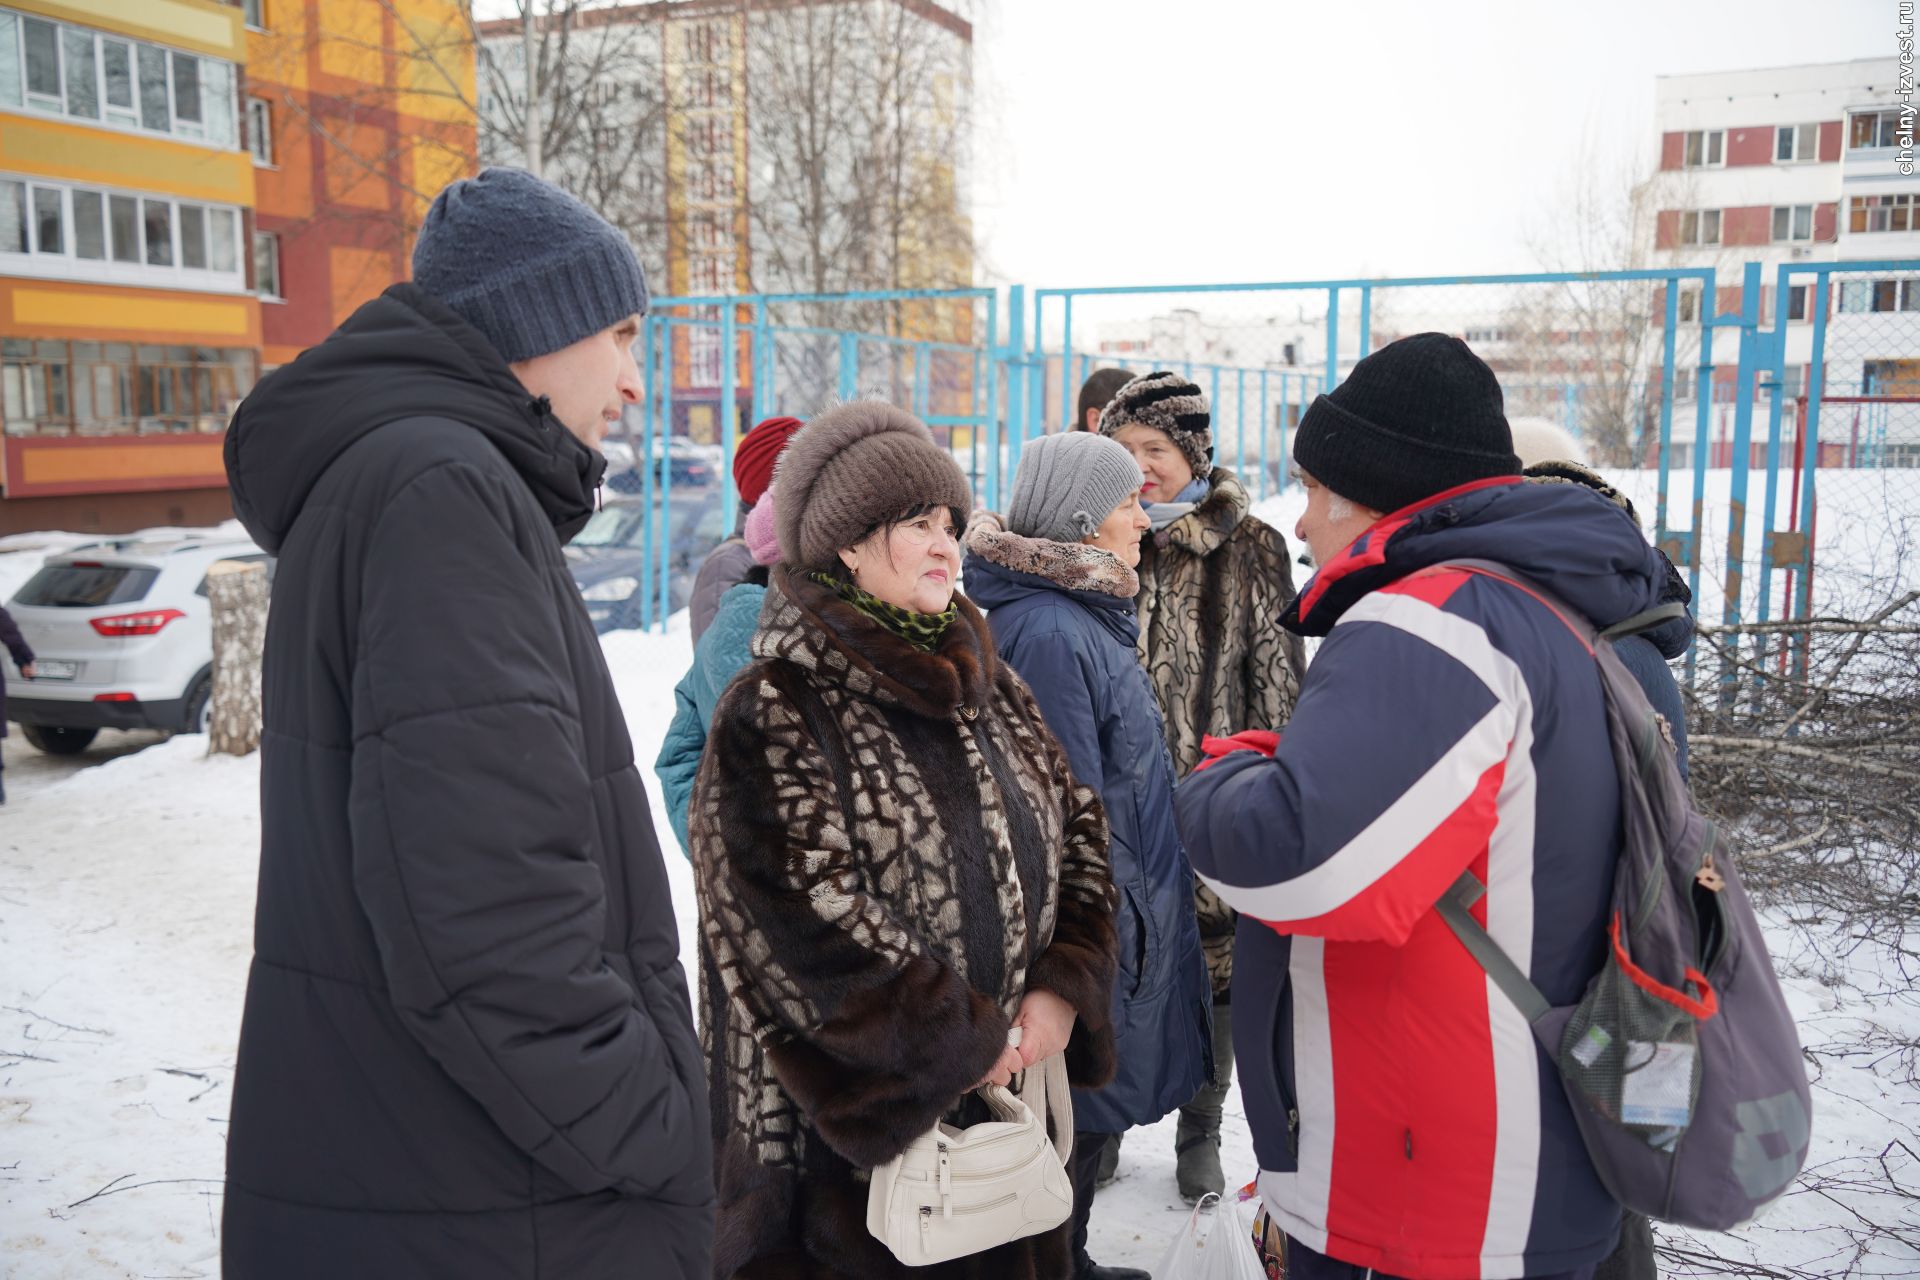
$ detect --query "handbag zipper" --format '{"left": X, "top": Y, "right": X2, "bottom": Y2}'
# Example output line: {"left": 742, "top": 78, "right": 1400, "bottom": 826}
{"left": 920, "top": 1193, "right": 1020, "bottom": 1232}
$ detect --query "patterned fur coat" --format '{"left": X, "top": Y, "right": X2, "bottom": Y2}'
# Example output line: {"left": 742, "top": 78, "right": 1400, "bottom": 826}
{"left": 1136, "top": 467, "right": 1306, "bottom": 993}
{"left": 690, "top": 566, "right": 1119, "bottom": 1280}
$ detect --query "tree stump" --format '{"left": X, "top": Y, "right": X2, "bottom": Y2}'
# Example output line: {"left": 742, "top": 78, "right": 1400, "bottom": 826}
{"left": 207, "top": 559, "right": 269, "bottom": 757}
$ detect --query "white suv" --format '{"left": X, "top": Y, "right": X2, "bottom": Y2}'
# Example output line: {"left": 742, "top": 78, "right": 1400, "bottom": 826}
{"left": 4, "top": 534, "right": 267, "bottom": 754}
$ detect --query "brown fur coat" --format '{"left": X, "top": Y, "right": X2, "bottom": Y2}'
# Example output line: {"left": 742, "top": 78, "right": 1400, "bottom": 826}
{"left": 1136, "top": 467, "right": 1305, "bottom": 993}
{"left": 690, "top": 567, "right": 1119, "bottom": 1279}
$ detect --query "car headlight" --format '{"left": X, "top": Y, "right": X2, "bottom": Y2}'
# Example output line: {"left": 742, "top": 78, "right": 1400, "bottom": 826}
{"left": 580, "top": 576, "right": 640, "bottom": 602}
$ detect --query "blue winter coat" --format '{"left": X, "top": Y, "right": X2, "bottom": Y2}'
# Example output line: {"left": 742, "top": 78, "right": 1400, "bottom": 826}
{"left": 655, "top": 581, "right": 765, "bottom": 854}
{"left": 963, "top": 514, "right": 1211, "bottom": 1134}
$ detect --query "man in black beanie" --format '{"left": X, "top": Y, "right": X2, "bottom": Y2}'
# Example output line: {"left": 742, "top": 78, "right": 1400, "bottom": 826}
{"left": 220, "top": 169, "right": 714, "bottom": 1278}
{"left": 1176, "top": 333, "right": 1672, "bottom": 1280}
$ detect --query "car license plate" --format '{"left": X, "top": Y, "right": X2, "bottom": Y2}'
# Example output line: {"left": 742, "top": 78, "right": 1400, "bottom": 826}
{"left": 32, "top": 659, "right": 77, "bottom": 680}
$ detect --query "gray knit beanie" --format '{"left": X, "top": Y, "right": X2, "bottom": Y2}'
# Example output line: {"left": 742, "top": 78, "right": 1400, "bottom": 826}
{"left": 1097, "top": 371, "right": 1213, "bottom": 474}
{"left": 773, "top": 402, "right": 973, "bottom": 570}
{"left": 412, "top": 168, "right": 649, "bottom": 364}
{"left": 1007, "top": 432, "right": 1143, "bottom": 543}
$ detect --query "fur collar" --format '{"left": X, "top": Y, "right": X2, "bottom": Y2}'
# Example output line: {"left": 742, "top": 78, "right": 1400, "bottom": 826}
{"left": 963, "top": 510, "right": 1139, "bottom": 599}
{"left": 1159, "top": 467, "right": 1252, "bottom": 557}
{"left": 752, "top": 565, "right": 997, "bottom": 719}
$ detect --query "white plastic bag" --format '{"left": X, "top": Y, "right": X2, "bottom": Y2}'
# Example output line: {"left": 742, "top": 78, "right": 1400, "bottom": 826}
{"left": 1152, "top": 1192, "right": 1268, "bottom": 1280}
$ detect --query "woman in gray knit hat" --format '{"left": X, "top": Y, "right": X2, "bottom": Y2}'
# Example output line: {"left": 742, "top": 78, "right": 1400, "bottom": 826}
{"left": 1099, "top": 370, "right": 1308, "bottom": 1201}
{"left": 964, "top": 431, "right": 1212, "bottom": 1280}
{"left": 688, "top": 401, "right": 1122, "bottom": 1280}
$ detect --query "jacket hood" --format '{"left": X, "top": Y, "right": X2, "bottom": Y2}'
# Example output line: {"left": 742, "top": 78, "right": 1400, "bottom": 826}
{"left": 224, "top": 283, "right": 605, "bottom": 554}
{"left": 1287, "top": 476, "right": 1686, "bottom": 641}
{"left": 962, "top": 510, "right": 1139, "bottom": 651}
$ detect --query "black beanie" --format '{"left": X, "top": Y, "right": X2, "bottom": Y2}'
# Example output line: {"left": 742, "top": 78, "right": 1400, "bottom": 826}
{"left": 1293, "top": 333, "right": 1520, "bottom": 515}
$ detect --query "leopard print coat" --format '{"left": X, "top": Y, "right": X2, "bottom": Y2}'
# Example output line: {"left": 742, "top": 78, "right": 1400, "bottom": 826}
{"left": 689, "top": 566, "right": 1119, "bottom": 1280}
{"left": 1136, "top": 467, "right": 1305, "bottom": 993}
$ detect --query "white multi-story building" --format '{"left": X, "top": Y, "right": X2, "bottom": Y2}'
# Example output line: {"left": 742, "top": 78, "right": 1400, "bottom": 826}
{"left": 1651, "top": 57, "right": 1920, "bottom": 464}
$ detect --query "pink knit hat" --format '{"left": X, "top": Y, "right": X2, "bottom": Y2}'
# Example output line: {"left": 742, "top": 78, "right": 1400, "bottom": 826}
{"left": 744, "top": 485, "right": 781, "bottom": 565}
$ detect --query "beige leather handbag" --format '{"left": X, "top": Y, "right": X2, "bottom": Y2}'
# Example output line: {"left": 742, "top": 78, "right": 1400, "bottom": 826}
{"left": 865, "top": 1053, "right": 1075, "bottom": 1267}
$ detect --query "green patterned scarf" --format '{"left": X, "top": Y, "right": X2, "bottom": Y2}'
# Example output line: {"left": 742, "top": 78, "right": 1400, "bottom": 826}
{"left": 811, "top": 571, "right": 957, "bottom": 652}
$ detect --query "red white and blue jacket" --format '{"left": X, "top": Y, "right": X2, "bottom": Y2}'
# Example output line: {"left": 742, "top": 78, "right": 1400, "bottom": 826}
{"left": 1176, "top": 477, "right": 1685, "bottom": 1280}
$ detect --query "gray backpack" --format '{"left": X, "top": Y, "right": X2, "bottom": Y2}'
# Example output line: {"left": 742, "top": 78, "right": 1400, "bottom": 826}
{"left": 1434, "top": 560, "right": 1812, "bottom": 1232}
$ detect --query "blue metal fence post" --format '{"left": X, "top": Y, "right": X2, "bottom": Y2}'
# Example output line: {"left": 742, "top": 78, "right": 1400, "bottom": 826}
{"left": 1358, "top": 284, "right": 1372, "bottom": 358}
{"left": 1689, "top": 273, "right": 1716, "bottom": 613}
{"left": 657, "top": 320, "right": 677, "bottom": 631}
{"left": 838, "top": 331, "right": 859, "bottom": 403}
{"left": 999, "top": 285, "right": 1023, "bottom": 511}
{"left": 1236, "top": 367, "right": 1247, "bottom": 480}
{"left": 1258, "top": 370, "right": 1270, "bottom": 501}
{"left": 720, "top": 303, "right": 738, "bottom": 523}
{"left": 1654, "top": 282, "right": 1679, "bottom": 542}
{"left": 1209, "top": 364, "right": 1222, "bottom": 468}
{"left": 1722, "top": 262, "right": 1762, "bottom": 632}
{"left": 984, "top": 290, "right": 1001, "bottom": 508}
{"left": 753, "top": 299, "right": 771, "bottom": 423}
{"left": 1060, "top": 296, "right": 1074, "bottom": 433}
{"left": 1324, "top": 289, "right": 1341, "bottom": 393}
{"left": 1756, "top": 264, "right": 1793, "bottom": 630}
{"left": 1797, "top": 268, "right": 1831, "bottom": 625}
{"left": 638, "top": 315, "right": 658, "bottom": 632}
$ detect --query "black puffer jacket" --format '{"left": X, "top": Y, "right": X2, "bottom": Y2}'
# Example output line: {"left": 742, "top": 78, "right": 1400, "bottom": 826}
{"left": 220, "top": 284, "right": 714, "bottom": 1278}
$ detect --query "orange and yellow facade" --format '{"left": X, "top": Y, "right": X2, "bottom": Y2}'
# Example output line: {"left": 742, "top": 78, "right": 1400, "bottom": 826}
{"left": 0, "top": 0, "right": 473, "bottom": 534}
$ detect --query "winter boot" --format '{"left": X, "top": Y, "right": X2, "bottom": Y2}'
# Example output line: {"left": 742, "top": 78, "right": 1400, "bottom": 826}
{"left": 1096, "top": 1130, "right": 1121, "bottom": 1188}
{"left": 1175, "top": 1001, "right": 1234, "bottom": 1203}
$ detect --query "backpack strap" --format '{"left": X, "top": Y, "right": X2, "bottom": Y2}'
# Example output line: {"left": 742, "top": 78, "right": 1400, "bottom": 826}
{"left": 1600, "top": 602, "right": 1690, "bottom": 642}
{"left": 1433, "top": 871, "right": 1552, "bottom": 1026}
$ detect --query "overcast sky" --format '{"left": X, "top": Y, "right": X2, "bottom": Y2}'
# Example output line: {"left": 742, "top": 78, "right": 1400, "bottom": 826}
{"left": 969, "top": 0, "right": 1894, "bottom": 289}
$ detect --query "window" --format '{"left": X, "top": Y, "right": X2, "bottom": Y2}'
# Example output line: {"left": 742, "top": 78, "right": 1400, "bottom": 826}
{"left": 178, "top": 203, "right": 206, "bottom": 269}
{"left": 1786, "top": 283, "right": 1810, "bottom": 322}
{"left": 4, "top": 15, "right": 237, "bottom": 148}
{"left": 0, "top": 179, "right": 25, "bottom": 254}
{"left": 1677, "top": 282, "right": 1703, "bottom": 323}
{"left": 1849, "top": 193, "right": 1914, "bottom": 233}
{"left": 1840, "top": 280, "right": 1871, "bottom": 313}
{"left": 1772, "top": 204, "right": 1813, "bottom": 242}
{"left": 1680, "top": 209, "right": 1721, "bottom": 246}
{"left": 30, "top": 184, "right": 60, "bottom": 254}
{"left": 3, "top": 339, "right": 254, "bottom": 437}
{"left": 243, "top": 0, "right": 267, "bottom": 29}
{"left": 141, "top": 198, "right": 172, "bottom": 265}
{"left": 1776, "top": 123, "right": 1820, "bottom": 162}
{"left": 207, "top": 207, "right": 236, "bottom": 272}
{"left": 247, "top": 97, "right": 272, "bottom": 164}
{"left": 101, "top": 39, "right": 135, "bottom": 127}
{"left": 71, "top": 188, "right": 103, "bottom": 259}
{"left": 23, "top": 16, "right": 58, "bottom": 107}
{"left": 60, "top": 26, "right": 95, "bottom": 119}
{"left": 254, "top": 231, "right": 281, "bottom": 298}
{"left": 1850, "top": 109, "right": 1904, "bottom": 150}
{"left": 108, "top": 194, "right": 138, "bottom": 264}
{"left": 1683, "top": 129, "right": 1724, "bottom": 167}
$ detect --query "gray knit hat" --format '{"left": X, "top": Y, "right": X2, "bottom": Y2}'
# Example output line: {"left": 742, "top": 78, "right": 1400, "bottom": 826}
{"left": 1097, "top": 371, "right": 1213, "bottom": 474}
{"left": 1007, "top": 431, "right": 1143, "bottom": 543}
{"left": 773, "top": 402, "right": 972, "bottom": 569}
{"left": 412, "top": 168, "right": 649, "bottom": 363}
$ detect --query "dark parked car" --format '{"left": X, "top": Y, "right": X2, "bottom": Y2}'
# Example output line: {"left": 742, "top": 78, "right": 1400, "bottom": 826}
{"left": 568, "top": 490, "right": 729, "bottom": 633}
{"left": 600, "top": 439, "right": 718, "bottom": 495}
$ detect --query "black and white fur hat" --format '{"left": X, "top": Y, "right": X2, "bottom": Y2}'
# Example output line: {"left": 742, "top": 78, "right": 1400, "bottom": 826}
{"left": 1096, "top": 371, "right": 1212, "bottom": 475}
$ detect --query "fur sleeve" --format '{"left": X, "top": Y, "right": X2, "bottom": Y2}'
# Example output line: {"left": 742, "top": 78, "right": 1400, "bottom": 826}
{"left": 1243, "top": 520, "right": 1306, "bottom": 732}
{"left": 691, "top": 670, "right": 1010, "bottom": 1169}
{"left": 1004, "top": 677, "right": 1120, "bottom": 1091}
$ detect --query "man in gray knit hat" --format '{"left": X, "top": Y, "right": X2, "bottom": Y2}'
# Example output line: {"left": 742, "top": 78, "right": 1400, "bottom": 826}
{"left": 221, "top": 169, "right": 713, "bottom": 1278}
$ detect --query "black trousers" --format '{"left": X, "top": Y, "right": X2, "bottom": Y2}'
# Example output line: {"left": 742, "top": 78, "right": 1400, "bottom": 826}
{"left": 1067, "top": 1130, "right": 1118, "bottom": 1275}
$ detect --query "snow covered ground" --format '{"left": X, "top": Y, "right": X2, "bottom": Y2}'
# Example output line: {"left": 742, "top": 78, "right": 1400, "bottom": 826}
{"left": 2, "top": 472, "right": 1918, "bottom": 1276}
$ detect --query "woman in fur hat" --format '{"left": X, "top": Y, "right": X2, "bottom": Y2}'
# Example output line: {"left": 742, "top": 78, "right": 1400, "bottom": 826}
{"left": 964, "top": 430, "right": 1213, "bottom": 1280}
{"left": 689, "top": 402, "right": 1120, "bottom": 1280}
{"left": 1098, "top": 371, "right": 1308, "bottom": 1201}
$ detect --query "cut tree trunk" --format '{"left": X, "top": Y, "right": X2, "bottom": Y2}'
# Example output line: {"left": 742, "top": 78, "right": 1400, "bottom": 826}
{"left": 207, "top": 559, "right": 268, "bottom": 757}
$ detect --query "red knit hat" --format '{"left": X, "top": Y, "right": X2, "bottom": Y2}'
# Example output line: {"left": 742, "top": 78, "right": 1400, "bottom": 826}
{"left": 733, "top": 416, "right": 805, "bottom": 506}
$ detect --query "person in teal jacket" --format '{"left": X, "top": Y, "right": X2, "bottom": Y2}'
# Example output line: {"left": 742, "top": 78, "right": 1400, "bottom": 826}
{"left": 655, "top": 486, "right": 780, "bottom": 853}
